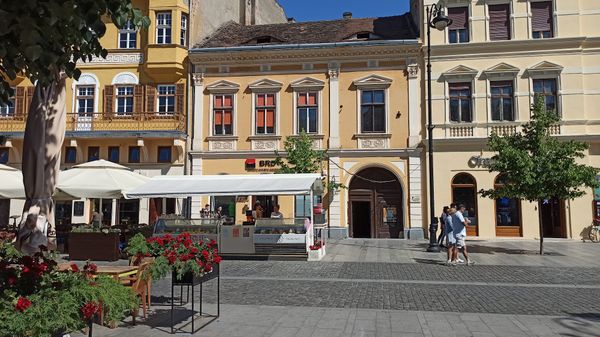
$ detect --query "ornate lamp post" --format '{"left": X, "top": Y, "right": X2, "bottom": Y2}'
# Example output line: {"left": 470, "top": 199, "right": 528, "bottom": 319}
{"left": 426, "top": 4, "right": 452, "bottom": 252}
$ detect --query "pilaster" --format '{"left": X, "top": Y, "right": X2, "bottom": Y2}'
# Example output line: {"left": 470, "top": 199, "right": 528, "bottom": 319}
{"left": 407, "top": 61, "right": 421, "bottom": 147}
{"left": 328, "top": 156, "right": 342, "bottom": 228}
{"left": 192, "top": 72, "right": 204, "bottom": 151}
{"left": 328, "top": 66, "right": 340, "bottom": 149}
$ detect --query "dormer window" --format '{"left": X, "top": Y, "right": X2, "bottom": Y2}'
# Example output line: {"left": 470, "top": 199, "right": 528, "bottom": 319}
{"left": 256, "top": 36, "right": 272, "bottom": 44}
{"left": 357, "top": 32, "right": 371, "bottom": 39}
{"left": 345, "top": 31, "right": 381, "bottom": 40}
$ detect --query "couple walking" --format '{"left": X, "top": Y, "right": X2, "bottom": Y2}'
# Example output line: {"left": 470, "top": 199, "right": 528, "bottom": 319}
{"left": 439, "top": 204, "right": 474, "bottom": 266}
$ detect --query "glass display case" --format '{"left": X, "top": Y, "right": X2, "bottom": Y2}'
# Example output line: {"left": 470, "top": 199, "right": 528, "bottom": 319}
{"left": 253, "top": 218, "right": 309, "bottom": 244}
{"left": 153, "top": 217, "right": 220, "bottom": 242}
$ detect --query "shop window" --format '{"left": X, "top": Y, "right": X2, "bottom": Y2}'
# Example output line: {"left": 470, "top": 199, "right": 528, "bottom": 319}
{"left": 451, "top": 173, "right": 478, "bottom": 226}
{"left": 87, "top": 146, "right": 99, "bottom": 162}
{"left": 213, "top": 196, "right": 236, "bottom": 222}
{"left": 495, "top": 174, "right": 521, "bottom": 228}
{"left": 449, "top": 83, "right": 472, "bottom": 122}
{"left": 532, "top": 1, "right": 553, "bottom": 39}
{"left": 491, "top": 81, "right": 514, "bottom": 121}
{"left": 128, "top": 146, "right": 141, "bottom": 163}
{"left": 156, "top": 12, "right": 172, "bottom": 44}
{"left": 448, "top": 7, "right": 469, "bottom": 43}
{"left": 533, "top": 78, "right": 557, "bottom": 113}
{"left": 119, "top": 199, "right": 140, "bottom": 225}
{"left": 360, "top": 90, "right": 385, "bottom": 133}
{"left": 0, "top": 148, "right": 8, "bottom": 164}
{"left": 489, "top": 3, "right": 511, "bottom": 41}
{"left": 65, "top": 146, "right": 77, "bottom": 164}
{"left": 255, "top": 93, "right": 276, "bottom": 134}
{"left": 157, "top": 146, "right": 172, "bottom": 163}
{"left": 295, "top": 195, "right": 321, "bottom": 218}
{"left": 213, "top": 94, "right": 233, "bottom": 135}
{"left": 108, "top": 146, "right": 120, "bottom": 163}
{"left": 119, "top": 20, "right": 137, "bottom": 49}
{"left": 297, "top": 92, "right": 318, "bottom": 134}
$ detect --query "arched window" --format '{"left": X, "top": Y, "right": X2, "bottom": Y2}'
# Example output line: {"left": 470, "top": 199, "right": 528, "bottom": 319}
{"left": 451, "top": 173, "right": 478, "bottom": 234}
{"left": 494, "top": 174, "right": 522, "bottom": 236}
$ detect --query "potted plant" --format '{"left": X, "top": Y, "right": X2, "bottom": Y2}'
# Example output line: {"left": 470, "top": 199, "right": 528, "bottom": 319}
{"left": 307, "top": 240, "right": 326, "bottom": 261}
{"left": 126, "top": 232, "right": 222, "bottom": 284}
{"left": 69, "top": 226, "right": 121, "bottom": 261}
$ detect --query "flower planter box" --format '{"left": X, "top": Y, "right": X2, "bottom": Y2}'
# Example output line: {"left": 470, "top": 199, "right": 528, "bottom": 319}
{"left": 307, "top": 245, "right": 326, "bottom": 261}
{"left": 69, "top": 232, "right": 120, "bottom": 261}
{"left": 171, "top": 264, "right": 220, "bottom": 286}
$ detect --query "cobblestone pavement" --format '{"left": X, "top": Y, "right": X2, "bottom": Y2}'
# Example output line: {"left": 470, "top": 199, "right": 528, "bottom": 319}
{"left": 72, "top": 239, "right": 600, "bottom": 336}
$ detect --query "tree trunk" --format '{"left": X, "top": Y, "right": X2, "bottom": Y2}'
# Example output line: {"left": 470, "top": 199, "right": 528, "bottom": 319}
{"left": 538, "top": 200, "right": 544, "bottom": 255}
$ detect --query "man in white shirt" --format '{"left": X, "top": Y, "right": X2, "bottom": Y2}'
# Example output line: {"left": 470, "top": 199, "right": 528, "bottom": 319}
{"left": 451, "top": 204, "right": 474, "bottom": 265}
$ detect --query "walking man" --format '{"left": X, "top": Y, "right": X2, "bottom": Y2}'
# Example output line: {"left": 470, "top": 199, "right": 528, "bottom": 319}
{"left": 444, "top": 206, "right": 456, "bottom": 265}
{"left": 452, "top": 204, "right": 474, "bottom": 265}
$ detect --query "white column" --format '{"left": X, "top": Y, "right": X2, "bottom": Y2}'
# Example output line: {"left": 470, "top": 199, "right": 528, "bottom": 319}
{"left": 407, "top": 62, "right": 421, "bottom": 147}
{"left": 190, "top": 156, "right": 203, "bottom": 217}
{"left": 408, "top": 155, "right": 424, "bottom": 232}
{"left": 110, "top": 199, "right": 117, "bottom": 226}
{"left": 138, "top": 198, "right": 149, "bottom": 225}
{"left": 328, "top": 156, "right": 342, "bottom": 229}
{"left": 192, "top": 72, "right": 204, "bottom": 151}
{"left": 328, "top": 67, "right": 340, "bottom": 149}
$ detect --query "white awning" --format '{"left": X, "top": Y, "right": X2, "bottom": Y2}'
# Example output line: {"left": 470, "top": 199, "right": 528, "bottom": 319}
{"left": 124, "top": 173, "right": 324, "bottom": 199}
{"left": 0, "top": 164, "right": 25, "bottom": 199}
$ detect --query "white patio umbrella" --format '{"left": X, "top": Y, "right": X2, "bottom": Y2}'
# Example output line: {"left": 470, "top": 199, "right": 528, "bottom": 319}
{"left": 0, "top": 164, "right": 25, "bottom": 199}
{"left": 58, "top": 159, "right": 150, "bottom": 199}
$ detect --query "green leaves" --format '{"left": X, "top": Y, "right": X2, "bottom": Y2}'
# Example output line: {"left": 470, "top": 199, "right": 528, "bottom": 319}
{"left": 274, "top": 131, "right": 325, "bottom": 174}
{"left": 0, "top": 0, "right": 150, "bottom": 105}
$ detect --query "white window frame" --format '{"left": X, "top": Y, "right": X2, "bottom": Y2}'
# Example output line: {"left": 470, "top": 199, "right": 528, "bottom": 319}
{"left": 180, "top": 13, "right": 188, "bottom": 46}
{"left": 115, "top": 85, "right": 134, "bottom": 116}
{"left": 76, "top": 85, "right": 95, "bottom": 117}
{"left": 118, "top": 20, "right": 137, "bottom": 49}
{"left": 353, "top": 75, "right": 392, "bottom": 135}
{"left": 290, "top": 77, "right": 325, "bottom": 136}
{"left": 211, "top": 94, "right": 235, "bottom": 136}
{"left": 156, "top": 84, "right": 176, "bottom": 115}
{"left": 528, "top": 0, "right": 556, "bottom": 40}
{"left": 445, "top": 3, "right": 472, "bottom": 45}
{"left": 294, "top": 92, "right": 321, "bottom": 134}
{"left": 253, "top": 93, "right": 277, "bottom": 135}
{"left": 530, "top": 76, "right": 561, "bottom": 116}
{"left": 447, "top": 80, "right": 474, "bottom": 124}
{"left": 206, "top": 80, "right": 241, "bottom": 137}
{"left": 488, "top": 79, "right": 516, "bottom": 122}
{"left": 156, "top": 12, "right": 172, "bottom": 44}
{"left": 0, "top": 88, "right": 15, "bottom": 118}
{"left": 485, "top": 0, "right": 513, "bottom": 42}
{"left": 358, "top": 89, "right": 388, "bottom": 133}
{"left": 71, "top": 73, "right": 100, "bottom": 115}
{"left": 248, "top": 79, "right": 283, "bottom": 136}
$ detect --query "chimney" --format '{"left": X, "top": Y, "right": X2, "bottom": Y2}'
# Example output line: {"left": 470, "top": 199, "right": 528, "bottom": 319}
{"left": 287, "top": 17, "right": 296, "bottom": 23}
{"left": 343, "top": 12, "right": 352, "bottom": 19}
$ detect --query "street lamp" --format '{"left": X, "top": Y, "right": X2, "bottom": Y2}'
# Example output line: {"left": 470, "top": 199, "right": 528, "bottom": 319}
{"left": 426, "top": 4, "right": 451, "bottom": 253}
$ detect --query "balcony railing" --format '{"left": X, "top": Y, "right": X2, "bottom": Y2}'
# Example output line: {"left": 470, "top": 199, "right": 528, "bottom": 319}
{"left": 436, "top": 122, "right": 563, "bottom": 139}
{"left": 0, "top": 113, "right": 185, "bottom": 133}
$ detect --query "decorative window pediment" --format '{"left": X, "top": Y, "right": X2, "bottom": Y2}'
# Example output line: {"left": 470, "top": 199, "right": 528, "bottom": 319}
{"left": 206, "top": 80, "right": 240, "bottom": 93}
{"left": 526, "top": 61, "right": 563, "bottom": 76}
{"left": 442, "top": 65, "right": 479, "bottom": 80}
{"left": 482, "top": 63, "right": 519, "bottom": 78}
{"left": 353, "top": 74, "right": 393, "bottom": 89}
{"left": 111, "top": 72, "right": 139, "bottom": 85}
{"left": 290, "top": 77, "right": 325, "bottom": 91}
{"left": 248, "top": 78, "right": 283, "bottom": 92}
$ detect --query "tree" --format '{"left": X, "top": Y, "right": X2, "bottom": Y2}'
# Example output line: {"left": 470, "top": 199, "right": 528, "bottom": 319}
{"left": 480, "top": 96, "right": 599, "bottom": 254}
{"left": 274, "top": 132, "right": 325, "bottom": 174}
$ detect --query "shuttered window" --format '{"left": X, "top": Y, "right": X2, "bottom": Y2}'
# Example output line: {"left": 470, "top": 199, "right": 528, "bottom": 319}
{"left": 489, "top": 4, "right": 511, "bottom": 41}
{"left": 531, "top": 1, "right": 553, "bottom": 39}
{"left": 449, "top": 83, "right": 472, "bottom": 123}
{"left": 448, "top": 7, "right": 469, "bottom": 44}
{"left": 255, "top": 93, "right": 276, "bottom": 134}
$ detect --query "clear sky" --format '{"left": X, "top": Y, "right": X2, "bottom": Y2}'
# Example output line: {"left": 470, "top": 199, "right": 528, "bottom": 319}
{"left": 277, "top": 0, "right": 411, "bottom": 22}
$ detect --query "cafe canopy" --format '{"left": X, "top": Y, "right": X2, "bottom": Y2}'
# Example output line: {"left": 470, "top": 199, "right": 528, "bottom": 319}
{"left": 124, "top": 173, "right": 324, "bottom": 199}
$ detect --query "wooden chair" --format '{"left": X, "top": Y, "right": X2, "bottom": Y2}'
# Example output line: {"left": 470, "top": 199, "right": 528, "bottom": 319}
{"left": 128, "top": 257, "right": 153, "bottom": 307}
{"left": 124, "top": 262, "right": 151, "bottom": 323}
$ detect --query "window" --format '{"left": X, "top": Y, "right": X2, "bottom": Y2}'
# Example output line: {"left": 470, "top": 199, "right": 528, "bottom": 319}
{"left": 448, "top": 7, "right": 469, "bottom": 43}
{"left": 297, "top": 92, "right": 318, "bottom": 134}
{"left": 87, "top": 146, "right": 99, "bottom": 162}
{"left": 213, "top": 95, "right": 233, "bottom": 135}
{"left": 491, "top": 81, "right": 514, "bottom": 121}
{"left": 255, "top": 93, "right": 276, "bottom": 134}
{"left": 156, "top": 12, "right": 172, "bottom": 44}
{"left": 360, "top": 90, "right": 385, "bottom": 133}
{"left": 451, "top": 173, "right": 478, "bottom": 231}
{"left": 157, "top": 146, "right": 172, "bottom": 163}
{"left": 157, "top": 85, "right": 176, "bottom": 114}
{"left": 180, "top": 14, "right": 188, "bottom": 46}
{"left": 76, "top": 86, "right": 95, "bottom": 117}
{"left": 65, "top": 147, "right": 77, "bottom": 163}
{"left": 489, "top": 4, "right": 511, "bottom": 41}
{"left": 256, "top": 36, "right": 272, "bottom": 44}
{"left": 0, "top": 148, "right": 8, "bottom": 164}
{"left": 449, "top": 83, "right": 472, "bottom": 123}
{"left": 495, "top": 174, "right": 522, "bottom": 235}
{"left": 115, "top": 86, "right": 134, "bottom": 115}
{"left": 532, "top": 1, "right": 553, "bottom": 39}
{"left": 295, "top": 195, "right": 321, "bottom": 218}
{"left": 108, "top": 146, "right": 120, "bottom": 163}
{"left": 0, "top": 90, "right": 14, "bottom": 117}
{"left": 533, "top": 78, "right": 557, "bottom": 113}
{"left": 119, "top": 20, "right": 137, "bottom": 49}
{"left": 128, "top": 146, "right": 140, "bottom": 163}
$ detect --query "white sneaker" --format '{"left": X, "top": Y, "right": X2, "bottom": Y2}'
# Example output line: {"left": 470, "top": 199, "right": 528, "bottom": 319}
{"left": 467, "top": 260, "right": 475, "bottom": 266}
{"left": 456, "top": 258, "right": 465, "bottom": 264}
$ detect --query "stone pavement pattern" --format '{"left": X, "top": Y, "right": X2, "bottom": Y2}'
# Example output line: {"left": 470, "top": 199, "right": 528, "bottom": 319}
{"left": 74, "top": 239, "right": 600, "bottom": 337}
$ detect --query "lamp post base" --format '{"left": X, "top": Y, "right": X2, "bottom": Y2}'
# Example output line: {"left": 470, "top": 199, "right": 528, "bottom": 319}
{"left": 426, "top": 222, "right": 441, "bottom": 252}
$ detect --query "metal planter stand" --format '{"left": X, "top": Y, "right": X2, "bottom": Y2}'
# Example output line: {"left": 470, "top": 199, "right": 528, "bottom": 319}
{"left": 170, "top": 264, "right": 220, "bottom": 334}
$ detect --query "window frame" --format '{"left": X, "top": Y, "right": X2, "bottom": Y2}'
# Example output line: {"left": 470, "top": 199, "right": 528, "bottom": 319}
{"left": 447, "top": 6, "right": 470, "bottom": 44}
{"left": 157, "top": 146, "right": 172, "bottom": 163}
{"left": 532, "top": 78, "right": 558, "bottom": 114}
{"left": 490, "top": 80, "right": 515, "bottom": 122}
{"left": 156, "top": 84, "right": 176, "bottom": 115}
{"left": 0, "top": 148, "right": 9, "bottom": 164}
{"left": 76, "top": 85, "right": 95, "bottom": 117}
{"left": 295, "top": 92, "right": 319, "bottom": 134}
{"left": 488, "top": 2, "right": 512, "bottom": 41}
{"left": 180, "top": 13, "right": 188, "bottom": 46}
{"left": 451, "top": 173, "right": 479, "bottom": 235}
{"left": 212, "top": 94, "right": 234, "bottom": 136}
{"left": 115, "top": 85, "right": 134, "bottom": 116}
{"left": 0, "top": 88, "right": 15, "bottom": 118}
{"left": 531, "top": 1, "right": 554, "bottom": 39}
{"left": 359, "top": 89, "right": 387, "bottom": 133}
{"left": 448, "top": 82, "right": 473, "bottom": 123}
{"left": 87, "top": 146, "right": 100, "bottom": 162}
{"left": 64, "top": 147, "right": 77, "bottom": 164}
{"left": 128, "top": 146, "right": 141, "bottom": 163}
{"left": 254, "top": 93, "right": 277, "bottom": 135}
{"left": 108, "top": 146, "right": 120, "bottom": 163}
{"left": 494, "top": 174, "right": 522, "bottom": 233}
{"left": 156, "top": 11, "right": 172, "bottom": 44}
{"left": 118, "top": 20, "right": 137, "bottom": 49}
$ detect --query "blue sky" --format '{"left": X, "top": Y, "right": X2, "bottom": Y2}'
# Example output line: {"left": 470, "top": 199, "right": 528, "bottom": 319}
{"left": 277, "top": 0, "right": 411, "bottom": 22}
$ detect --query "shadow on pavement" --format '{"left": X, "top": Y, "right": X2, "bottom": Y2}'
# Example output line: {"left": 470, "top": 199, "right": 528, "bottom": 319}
{"left": 554, "top": 313, "right": 600, "bottom": 337}
{"left": 466, "top": 244, "right": 565, "bottom": 256}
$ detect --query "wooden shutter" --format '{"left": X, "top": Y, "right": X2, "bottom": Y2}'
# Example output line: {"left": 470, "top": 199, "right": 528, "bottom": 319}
{"left": 175, "top": 83, "right": 185, "bottom": 116}
{"left": 448, "top": 7, "right": 468, "bottom": 30}
{"left": 489, "top": 4, "right": 510, "bottom": 41}
{"left": 145, "top": 85, "right": 156, "bottom": 115}
{"left": 133, "top": 84, "right": 144, "bottom": 116}
{"left": 25, "top": 86, "right": 35, "bottom": 116}
{"left": 103, "top": 85, "right": 114, "bottom": 118}
{"left": 14, "top": 87, "right": 26, "bottom": 118}
{"left": 531, "top": 1, "right": 552, "bottom": 33}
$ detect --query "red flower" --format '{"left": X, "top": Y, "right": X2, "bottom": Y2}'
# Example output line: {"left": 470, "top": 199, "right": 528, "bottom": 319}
{"left": 15, "top": 297, "right": 31, "bottom": 312}
{"left": 210, "top": 239, "right": 216, "bottom": 246}
{"left": 190, "top": 247, "right": 199, "bottom": 254}
{"left": 21, "top": 266, "right": 30, "bottom": 274}
{"left": 167, "top": 254, "right": 177, "bottom": 264}
{"left": 84, "top": 262, "right": 97, "bottom": 273}
{"left": 201, "top": 250, "right": 209, "bottom": 260}
{"left": 70, "top": 263, "right": 79, "bottom": 272}
{"left": 204, "top": 263, "right": 213, "bottom": 273}
{"left": 7, "top": 276, "right": 17, "bottom": 285}
{"left": 213, "top": 254, "right": 222, "bottom": 264}
{"left": 81, "top": 302, "right": 100, "bottom": 320}
{"left": 197, "top": 260, "right": 204, "bottom": 268}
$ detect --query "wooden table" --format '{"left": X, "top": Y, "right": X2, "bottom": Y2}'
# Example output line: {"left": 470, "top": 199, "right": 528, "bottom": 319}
{"left": 58, "top": 264, "right": 139, "bottom": 281}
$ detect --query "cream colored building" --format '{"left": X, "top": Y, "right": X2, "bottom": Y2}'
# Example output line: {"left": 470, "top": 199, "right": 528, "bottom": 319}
{"left": 414, "top": 0, "right": 600, "bottom": 239}
{"left": 188, "top": 14, "right": 425, "bottom": 238}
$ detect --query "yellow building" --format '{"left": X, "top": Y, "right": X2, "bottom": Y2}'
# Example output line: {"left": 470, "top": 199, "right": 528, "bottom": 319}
{"left": 188, "top": 13, "right": 424, "bottom": 238}
{"left": 414, "top": 0, "right": 600, "bottom": 239}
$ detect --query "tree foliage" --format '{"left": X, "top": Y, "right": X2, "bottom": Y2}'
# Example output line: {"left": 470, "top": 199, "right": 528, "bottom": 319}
{"left": 480, "top": 96, "right": 599, "bottom": 202}
{"left": 0, "top": 0, "right": 151, "bottom": 104}
{"left": 274, "top": 132, "right": 325, "bottom": 174}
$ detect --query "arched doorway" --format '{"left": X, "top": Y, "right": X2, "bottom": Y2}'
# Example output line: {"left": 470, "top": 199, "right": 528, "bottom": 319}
{"left": 451, "top": 173, "right": 478, "bottom": 236}
{"left": 494, "top": 174, "right": 522, "bottom": 237}
{"left": 348, "top": 167, "right": 403, "bottom": 238}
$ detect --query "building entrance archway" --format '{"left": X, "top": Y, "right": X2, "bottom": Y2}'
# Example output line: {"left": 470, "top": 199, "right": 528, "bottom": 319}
{"left": 348, "top": 167, "right": 403, "bottom": 238}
